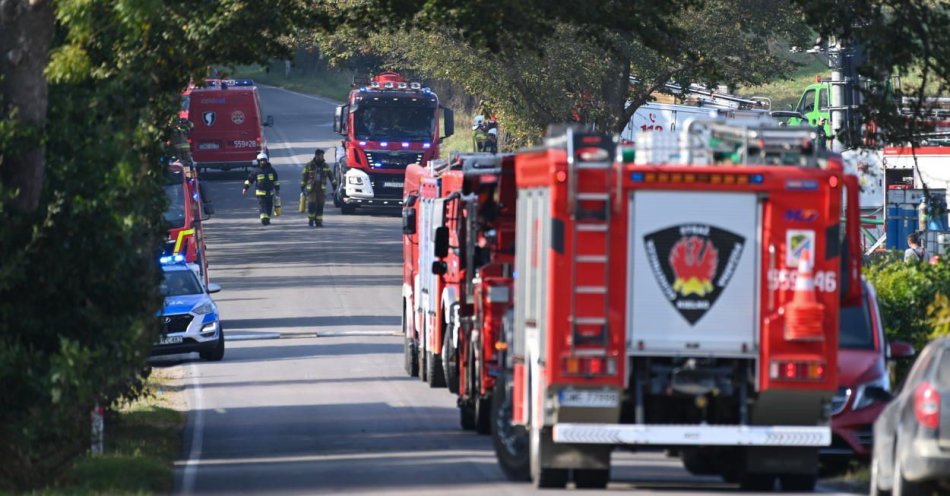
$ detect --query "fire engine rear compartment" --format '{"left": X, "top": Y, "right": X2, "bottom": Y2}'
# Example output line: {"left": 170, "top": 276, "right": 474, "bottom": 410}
{"left": 627, "top": 191, "right": 760, "bottom": 357}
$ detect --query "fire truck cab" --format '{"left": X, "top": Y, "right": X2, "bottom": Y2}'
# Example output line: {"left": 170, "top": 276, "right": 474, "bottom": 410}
{"left": 492, "top": 123, "right": 863, "bottom": 490}
{"left": 163, "top": 160, "right": 210, "bottom": 286}
{"left": 334, "top": 72, "right": 454, "bottom": 214}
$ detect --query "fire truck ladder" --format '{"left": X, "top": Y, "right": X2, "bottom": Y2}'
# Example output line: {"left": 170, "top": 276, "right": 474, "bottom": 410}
{"left": 565, "top": 129, "right": 613, "bottom": 350}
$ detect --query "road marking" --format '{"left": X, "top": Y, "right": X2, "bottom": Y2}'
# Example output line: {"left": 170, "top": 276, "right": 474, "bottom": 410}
{"left": 225, "top": 332, "right": 281, "bottom": 341}
{"left": 315, "top": 330, "right": 401, "bottom": 337}
{"left": 175, "top": 449, "right": 495, "bottom": 467}
{"left": 261, "top": 85, "right": 341, "bottom": 106}
{"left": 181, "top": 363, "right": 204, "bottom": 495}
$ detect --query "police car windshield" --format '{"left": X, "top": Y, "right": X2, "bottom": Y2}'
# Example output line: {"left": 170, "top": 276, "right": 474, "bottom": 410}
{"left": 353, "top": 104, "right": 435, "bottom": 141}
{"left": 164, "top": 184, "right": 186, "bottom": 229}
{"left": 161, "top": 270, "right": 204, "bottom": 296}
{"left": 839, "top": 298, "right": 875, "bottom": 350}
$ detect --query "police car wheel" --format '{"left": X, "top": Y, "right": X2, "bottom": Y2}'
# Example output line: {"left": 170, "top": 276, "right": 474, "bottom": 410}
{"left": 200, "top": 326, "right": 225, "bottom": 361}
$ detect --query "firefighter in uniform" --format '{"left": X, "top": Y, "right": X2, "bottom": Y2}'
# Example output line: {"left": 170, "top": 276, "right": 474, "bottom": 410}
{"left": 243, "top": 152, "right": 280, "bottom": 225}
{"left": 301, "top": 149, "right": 337, "bottom": 227}
{"left": 171, "top": 118, "right": 194, "bottom": 164}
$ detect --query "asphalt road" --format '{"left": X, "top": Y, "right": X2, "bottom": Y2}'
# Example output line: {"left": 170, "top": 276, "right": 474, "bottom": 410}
{"left": 161, "top": 86, "right": 862, "bottom": 495}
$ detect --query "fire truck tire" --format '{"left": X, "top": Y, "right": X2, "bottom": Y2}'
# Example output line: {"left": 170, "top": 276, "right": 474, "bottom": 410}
{"left": 574, "top": 468, "right": 610, "bottom": 489}
{"left": 403, "top": 336, "right": 418, "bottom": 377}
{"left": 531, "top": 427, "right": 568, "bottom": 489}
{"left": 491, "top": 376, "right": 530, "bottom": 481}
{"left": 427, "top": 352, "right": 446, "bottom": 388}
{"left": 460, "top": 402, "right": 476, "bottom": 430}
{"left": 474, "top": 397, "right": 491, "bottom": 435}
{"left": 738, "top": 473, "right": 776, "bottom": 491}
{"left": 442, "top": 328, "right": 459, "bottom": 393}
{"left": 778, "top": 474, "right": 816, "bottom": 492}
{"left": 682, "top": 448, "right": 718, "bottom": 476}
{"left": 418, "top": 343, "right": 428, "bottom": 383}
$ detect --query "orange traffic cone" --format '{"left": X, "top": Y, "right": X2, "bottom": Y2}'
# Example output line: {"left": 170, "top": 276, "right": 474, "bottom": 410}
{"left": 784, "top": 248, "right": 825, "bottom": 341}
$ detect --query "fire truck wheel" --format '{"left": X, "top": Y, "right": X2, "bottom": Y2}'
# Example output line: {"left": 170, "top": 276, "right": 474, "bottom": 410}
{"left": 427, "top": 352, "right": 446, "bottom": 388}
{"left": 474, "top": 397, "right": 491, "bottom": 435}
{"left": 738, "top": 473, "right": 776, "bottom": 491}
{"left": 682, "top": 448, "right": 717, "bottom": 476}
{"left": 574, "top": 468, "right": 610, "bottom": 489}
{"left": 442, "top": 328, "right": 459, "bottom": 394}
{"left": 491, "top": 376, "right": 530, "bottom": 481}
{"left": 418, "top": 344, "right": 428, "bottom": 383}
{"left": 778, "top": 474, "right": 816, "bottom": 492}
{"left": 460, "top": 402, "right": 476, "bottom": 430}
{"left": 531, "top": 427, "right": 568, "bottom": 489}
{"left": 403, "top": 336, "right": 418, "bottom": 377}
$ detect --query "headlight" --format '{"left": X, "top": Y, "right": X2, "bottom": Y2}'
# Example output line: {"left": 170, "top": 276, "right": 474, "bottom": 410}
{"left": 200, "top": 321, "right": 218, "bottom": 335}
{"left": 192, "top": 301, "right": 215, "bottom": 315}
{"left": 852, "top": 376, "right": 891, "bottom": 410}
{"left": 347, "top": 176, "right": 363, "bottom": 185}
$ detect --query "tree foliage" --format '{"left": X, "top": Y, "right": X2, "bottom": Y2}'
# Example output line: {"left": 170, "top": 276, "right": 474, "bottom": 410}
{"left": 315, "top": 0, "right": 809, "bottom": 145}
{"left": 0, "top": 0, "right": 308, "bottom": 489}
{"left": 795, "top": 0, "right": 950, "bottom": 145}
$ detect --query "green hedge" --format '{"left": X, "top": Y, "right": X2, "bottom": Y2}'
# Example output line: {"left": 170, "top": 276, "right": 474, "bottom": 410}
{"left": 865, "top": 256, "right": 950, "bottom": 355}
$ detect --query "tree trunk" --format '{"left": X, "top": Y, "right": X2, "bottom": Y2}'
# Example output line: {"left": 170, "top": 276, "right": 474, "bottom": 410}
{"left": 1, "top": 0, "right": 55, "bottom": 213}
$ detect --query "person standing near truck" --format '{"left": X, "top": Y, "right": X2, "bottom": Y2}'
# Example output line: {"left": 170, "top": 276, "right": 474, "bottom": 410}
{"left": 301, "top": 149, "right": 336, "bottom": 227}
{"left": 243, "top": 152, "right": 280, "bottom": 225}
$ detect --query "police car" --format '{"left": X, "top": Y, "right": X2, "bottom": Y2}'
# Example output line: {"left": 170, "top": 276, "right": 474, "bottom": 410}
{"left": 154, "top": 255, "right": 224, "bottom": 361}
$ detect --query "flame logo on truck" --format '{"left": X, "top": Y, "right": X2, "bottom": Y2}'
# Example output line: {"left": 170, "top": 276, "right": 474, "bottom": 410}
{"left": 643, "top": 224, "right": 745, "bottom": 325}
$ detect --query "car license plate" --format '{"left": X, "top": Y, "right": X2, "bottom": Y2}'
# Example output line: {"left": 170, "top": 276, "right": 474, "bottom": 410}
{"left": 558, "top": 388, "right": 619, "bottom": 408}
{"left": 198, "top": 142, "right": 220, "bottom": 150}
{"left": 383, "top": 181, "right": 404, "bottom": 188}
{"left": 158, "top": 335, "right": 183, "bottom": 345}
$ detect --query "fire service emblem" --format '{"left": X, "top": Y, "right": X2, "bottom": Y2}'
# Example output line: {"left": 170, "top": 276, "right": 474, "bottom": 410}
{"left": 202, "top": 111, "right": 216, "bottom": 127}
{"left": 643, "top": 224, "right": 745, "bottom": 324}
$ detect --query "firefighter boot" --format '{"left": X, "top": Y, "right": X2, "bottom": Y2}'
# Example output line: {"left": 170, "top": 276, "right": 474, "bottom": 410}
{"left": 308, "top": 217, "right": 315, "bottom": 227}
{"left": 315, "top": 216, "right": 323, "bottom": 227}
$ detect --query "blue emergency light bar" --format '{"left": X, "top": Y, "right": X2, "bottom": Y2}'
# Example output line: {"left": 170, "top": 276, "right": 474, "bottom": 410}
{"left": 160, "top": 254, "right": 186, "bottom": 265}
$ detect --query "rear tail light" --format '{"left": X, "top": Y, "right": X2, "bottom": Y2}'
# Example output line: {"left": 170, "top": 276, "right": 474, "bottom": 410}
{"left": 914, "top": 381, "right": 940, "bottom": 429}
{"left": 562, "top": 356, "right": 617, "bottom": 377}
{"left": 769, "top": 360, "right": 826, "bottom": 381}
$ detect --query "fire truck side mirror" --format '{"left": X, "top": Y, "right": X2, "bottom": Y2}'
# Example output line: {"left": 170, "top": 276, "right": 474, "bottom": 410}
{"left": 431, "top": 261, "right": 448, "bottom": 276}
{"left": 402, "top": 207, "right": 416, "bottom": 235}
{"left": 333, "top": 105, "right": 347, "bottom": 135}
{"left": 442, "top": 107, "right": 454, "bottom": 139}
{"left": 434, "top": 226, "right": 449, "bottom": 258}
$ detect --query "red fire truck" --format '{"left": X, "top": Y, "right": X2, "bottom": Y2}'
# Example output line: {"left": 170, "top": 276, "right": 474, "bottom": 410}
{"left": 180, "top": 79, "right": 273, "bottom": 172}
{"left": 334, "top": 72, "right": 454, "bottom": 214}
{"left": 401, "top": 153, "right": 517, "bottom": 431}
{"left": 163, "top": 160, "right": 210, "bottom": 286}
{"left": 488, "top": 124, "right": 863, "bottom": 490}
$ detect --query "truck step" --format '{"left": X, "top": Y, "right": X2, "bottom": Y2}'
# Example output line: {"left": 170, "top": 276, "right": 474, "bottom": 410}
{"left": 576, "top": 193, "right": 610, "bottom": 201}
{"left": 575, "top": 255, "right": 608, "bottom": 263}
{"left": 575, "top": 286, "right": 607, "bottom": 294}
{"left": 576, "top": 161, "right": 612, "bottom": 170}
{"left": 577, "top": 224, "right": 608, "bottom": 232}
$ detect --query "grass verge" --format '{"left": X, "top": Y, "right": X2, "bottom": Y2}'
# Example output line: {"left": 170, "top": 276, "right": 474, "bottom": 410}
{"left": 739, "top": 58, "right": 827, "bottom": 111}
{"left": 30, "top": 368, "right": 185, "bottom": 496}
{"left": 230, "top": 64, "right": 353, "bottom": 102}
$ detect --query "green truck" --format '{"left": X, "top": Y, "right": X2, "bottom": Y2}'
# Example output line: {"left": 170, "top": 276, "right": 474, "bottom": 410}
{"left": 788, "top": 80, "right": 832, "bottom": 136}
